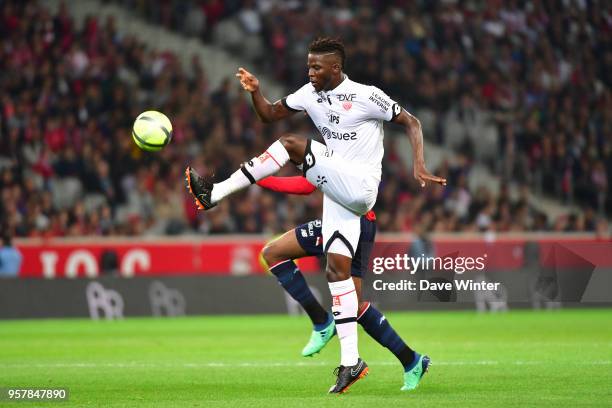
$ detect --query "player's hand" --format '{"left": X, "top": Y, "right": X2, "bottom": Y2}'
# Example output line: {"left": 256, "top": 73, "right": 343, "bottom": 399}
{"left": 414, "top": 162, "right": 447, "bottom": 187}
{"left": 236, "top": 67, "right": 259, "bottom": 93}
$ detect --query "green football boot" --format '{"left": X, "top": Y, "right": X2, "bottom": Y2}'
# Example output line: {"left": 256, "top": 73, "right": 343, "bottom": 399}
{"left": 301, "top": 319, "right": 336, "bottom": 357}
{"left": 401, "top": 353, "right": 431, "bottom": 391}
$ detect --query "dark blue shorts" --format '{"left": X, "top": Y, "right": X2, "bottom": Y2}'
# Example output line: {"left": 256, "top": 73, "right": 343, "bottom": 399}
{"left": 294, "top": 216, "right": 376, "bottom": 278}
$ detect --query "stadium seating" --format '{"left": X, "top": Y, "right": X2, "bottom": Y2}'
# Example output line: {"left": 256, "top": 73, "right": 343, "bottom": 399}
{"left": 1, "top": 0, "right": 609, "bottom": 238}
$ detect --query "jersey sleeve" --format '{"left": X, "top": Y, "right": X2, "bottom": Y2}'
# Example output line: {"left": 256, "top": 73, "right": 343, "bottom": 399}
{"left": 281, "top": 83, "right": 312, "bottom": 112}
{"left": 257, "top": 176, "right": 316, "bottom": 195}
{"left": 366, "top": 86, "right": 402, "bottom": 122}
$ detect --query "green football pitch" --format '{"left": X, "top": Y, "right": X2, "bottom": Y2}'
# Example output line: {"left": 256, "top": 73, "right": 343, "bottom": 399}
{"left": 1, "top": 309, "right": 611, "bottom": 407}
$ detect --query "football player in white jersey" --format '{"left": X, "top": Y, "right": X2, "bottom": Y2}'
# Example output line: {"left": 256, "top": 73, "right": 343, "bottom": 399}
{"left": 186, "top": 37, "right": 446, "bottom": 394}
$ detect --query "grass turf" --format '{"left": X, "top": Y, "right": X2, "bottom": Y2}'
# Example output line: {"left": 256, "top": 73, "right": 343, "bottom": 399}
{"left": 0, "top": 309, "right": 611, "bottom": 407}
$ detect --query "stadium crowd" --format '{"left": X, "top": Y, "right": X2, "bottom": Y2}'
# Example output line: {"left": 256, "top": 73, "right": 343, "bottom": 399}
{"left": 0, "top": 0, "right": 609, "bottom": 238}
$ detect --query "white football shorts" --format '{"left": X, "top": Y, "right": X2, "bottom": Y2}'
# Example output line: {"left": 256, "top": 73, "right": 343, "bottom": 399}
{"left": 303, "top": 140, "right": 379, "bottom": 258}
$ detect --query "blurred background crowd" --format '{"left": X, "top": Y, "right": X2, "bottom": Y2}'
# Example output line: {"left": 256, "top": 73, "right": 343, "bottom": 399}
{"left": 0, "top": 0, "right": 610, "bottom": 238}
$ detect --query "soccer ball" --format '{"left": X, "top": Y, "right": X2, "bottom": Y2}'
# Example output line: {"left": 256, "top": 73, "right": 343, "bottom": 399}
{"left": 132, "top": 110, "right": 173, "bottom": 152}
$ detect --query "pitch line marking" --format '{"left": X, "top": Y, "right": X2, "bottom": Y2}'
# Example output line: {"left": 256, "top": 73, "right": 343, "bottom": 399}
{"left": 0, "top": 361, "right": 609, "bottom": 369}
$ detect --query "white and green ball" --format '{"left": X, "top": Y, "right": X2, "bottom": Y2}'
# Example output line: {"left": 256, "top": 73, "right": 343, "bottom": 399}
{"left": 132, "top": 111, "right": 173, "bottom": 152}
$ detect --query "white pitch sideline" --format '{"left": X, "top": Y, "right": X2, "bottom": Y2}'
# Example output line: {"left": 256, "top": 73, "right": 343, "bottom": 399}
{"left": 0, "top": 361, "right": 609, "bottom": 369}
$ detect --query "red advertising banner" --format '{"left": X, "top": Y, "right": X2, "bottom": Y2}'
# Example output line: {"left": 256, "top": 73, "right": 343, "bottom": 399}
{"left": 16, "top": 238, "right": 321, "bottom": 278}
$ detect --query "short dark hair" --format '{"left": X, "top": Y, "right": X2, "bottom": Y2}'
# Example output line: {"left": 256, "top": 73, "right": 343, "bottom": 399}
{"left": 308, "top": 37, "right": 345, "bottom": 69}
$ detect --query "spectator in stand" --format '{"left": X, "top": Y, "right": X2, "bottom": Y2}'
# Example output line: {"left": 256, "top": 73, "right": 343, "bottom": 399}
{"left": 0, "top": 232, "right": 22, "bottom": 278}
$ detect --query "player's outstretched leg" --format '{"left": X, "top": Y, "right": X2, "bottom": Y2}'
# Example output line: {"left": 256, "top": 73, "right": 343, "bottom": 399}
{"left": 186, "top": 135, "right": 307, "bottom": 210}
{"left": 261, "top": 233, "right": 335, "bottom": 357}
{"left": 185, "top": 167, "right": 216, "bottom": 210}
{"left": 357, "top": 302, "right": 430, "bottom": 391}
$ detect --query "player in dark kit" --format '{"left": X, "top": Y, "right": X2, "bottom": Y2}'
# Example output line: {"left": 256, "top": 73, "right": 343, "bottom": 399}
{"left": 257, "top": 175, "right": 429, "bottom": 391}
{"left": 186, "top": 37, "right": 445, "bottom": 393}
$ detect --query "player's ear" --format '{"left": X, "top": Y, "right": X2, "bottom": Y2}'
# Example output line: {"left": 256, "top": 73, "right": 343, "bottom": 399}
{"left": 332, "top": 63, "right": 341, "bottom": 73}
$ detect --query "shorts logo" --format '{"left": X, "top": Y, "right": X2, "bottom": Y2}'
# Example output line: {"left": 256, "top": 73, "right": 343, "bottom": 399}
{"left": 316, "top": 175, "right": 327, "bottom": 188}
{"left": 332, "top": 296, "right": 341, "bottom": 306}
{"left": 306, "top": 221, "right": 317, "bottom": 236}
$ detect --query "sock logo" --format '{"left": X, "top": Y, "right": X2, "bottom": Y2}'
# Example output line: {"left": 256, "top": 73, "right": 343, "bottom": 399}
{"left": 258, "top": 152, "right": 272, "bottom": 163}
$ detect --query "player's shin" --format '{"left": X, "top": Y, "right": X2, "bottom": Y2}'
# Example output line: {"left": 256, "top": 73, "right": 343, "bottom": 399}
{"left": 211, "top": 140, "right": 289, "bottom": 203}
{"left": 269, "top": 260, "right": 329, "bottom": 326}
{"left": 357, "top": 302, "right": 416, "bottom": 370}
{"left": 328, "top": 278, "right": 359, "bottom": 366}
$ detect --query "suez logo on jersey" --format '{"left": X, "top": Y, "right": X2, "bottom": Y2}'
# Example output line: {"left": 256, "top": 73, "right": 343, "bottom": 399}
{"left": 320, "top": 126, "right": 357, "bottom": 141}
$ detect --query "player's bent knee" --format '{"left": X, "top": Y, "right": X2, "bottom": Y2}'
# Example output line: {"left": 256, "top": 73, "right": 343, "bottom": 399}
{"left": 279, "top": 134, "right": 306, "bottom": 162}
{"left": 261, "top": 244, "right": 284, "bottom": 269}
{"left": 358, "top": 301, "right": 369, "bottom": 317}
{"left": 325, "top": 262, "right": 351, "bottom": 282}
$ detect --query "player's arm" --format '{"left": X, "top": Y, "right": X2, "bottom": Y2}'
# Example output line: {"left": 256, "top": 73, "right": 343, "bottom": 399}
{"left": 257, "top": 176, "right": 316, "bottom": 195}
{"left": 392, "top": 109, "right": 447, "bottom": 187}
{"left": 236, "top": 67, "right": 296, "bottom": 123}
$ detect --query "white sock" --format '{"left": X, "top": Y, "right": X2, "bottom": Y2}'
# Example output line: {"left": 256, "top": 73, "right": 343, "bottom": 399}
{"left": 328, "top": 278, "right": 359, "bottom": 366}
{"left": 211, "top": 140, "right": 289, "bottom": 203}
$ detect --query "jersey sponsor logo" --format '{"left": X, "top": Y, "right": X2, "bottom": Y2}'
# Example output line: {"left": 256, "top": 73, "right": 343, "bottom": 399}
{"left": 337, "top": 93, "right": 356, "bottom": 102}
{"left": 327, "top": 112, "right": 340, "bottom": 124}
{"left": 321, "top": 126, "right": 357, "bottom": 141}
{"left": 369, "top": 92, "right": 391, "bottom": 113}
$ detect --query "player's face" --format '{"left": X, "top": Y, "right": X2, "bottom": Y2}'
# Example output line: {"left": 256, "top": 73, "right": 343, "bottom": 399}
{"left": 307, "top": 53, "right": 340, "bottom": 92}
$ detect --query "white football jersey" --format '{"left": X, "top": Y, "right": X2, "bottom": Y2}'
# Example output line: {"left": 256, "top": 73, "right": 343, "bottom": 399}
{"left": 282, "top": 75, "right": 401, "bottom": 181}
